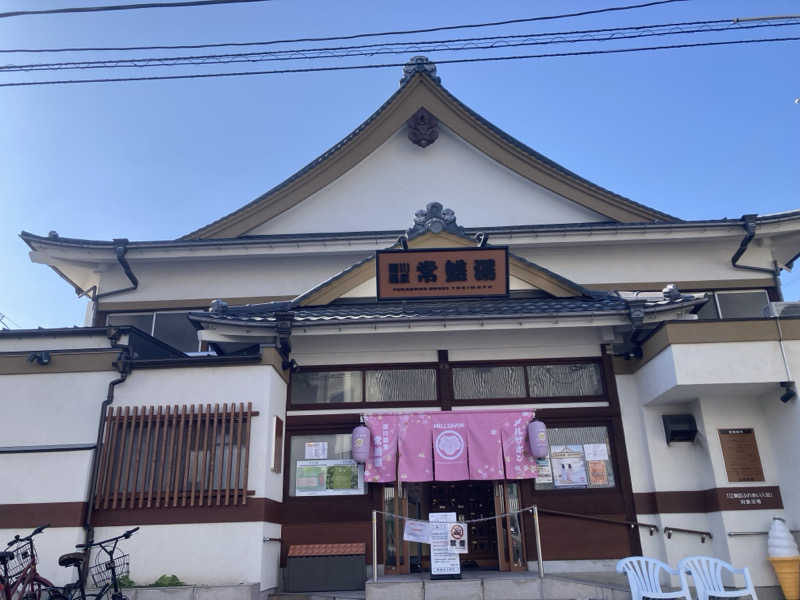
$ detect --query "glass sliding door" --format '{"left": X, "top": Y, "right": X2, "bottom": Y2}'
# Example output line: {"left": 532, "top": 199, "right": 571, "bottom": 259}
{"left": 382, "top": 482, "right": 409, "bottom": 574}
{"left": 494, "top": 481, "right": 526, "bottom": 571}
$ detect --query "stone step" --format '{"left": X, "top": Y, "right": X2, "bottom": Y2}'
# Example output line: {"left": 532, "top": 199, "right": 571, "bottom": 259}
{"left": 363, "top": 574, "right": 631, "bottom": 600}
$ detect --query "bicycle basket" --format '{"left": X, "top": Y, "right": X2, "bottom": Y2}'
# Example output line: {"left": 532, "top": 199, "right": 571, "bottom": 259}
{"left": 89, "top": 551, "right": 129, "bottom": 587}
{"left": 5, "top": 541, "right": 36, "bottom": 579}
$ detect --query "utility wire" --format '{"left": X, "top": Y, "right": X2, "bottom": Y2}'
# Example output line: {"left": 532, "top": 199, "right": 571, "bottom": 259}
{"left": 0, "top": 0, "right": 273, "bottom": 20}
{"left": 1, "top": 36, "right": 797, "bottom": 88}
{"left": 0, "top": 0, "right": 688, "bottom": 50}
{"left": 0, "top": 312, "right": 23, "bottom": 330}
{"left": 3, "top": 18, "right": 797, "bottom": 72}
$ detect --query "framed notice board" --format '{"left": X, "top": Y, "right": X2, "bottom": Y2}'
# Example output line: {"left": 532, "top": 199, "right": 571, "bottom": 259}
{"left": 719, "top": 428, "right": 764, "bottom": 482}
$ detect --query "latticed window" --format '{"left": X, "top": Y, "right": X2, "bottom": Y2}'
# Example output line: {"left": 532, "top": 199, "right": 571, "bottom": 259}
{"left": 94, "top": 403, "right": 257, "bottom": 510}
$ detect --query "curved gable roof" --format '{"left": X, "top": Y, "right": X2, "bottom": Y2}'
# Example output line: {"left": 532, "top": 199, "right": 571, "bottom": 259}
{"left": 185, "top": 71, "right": 678, "bottom": 240}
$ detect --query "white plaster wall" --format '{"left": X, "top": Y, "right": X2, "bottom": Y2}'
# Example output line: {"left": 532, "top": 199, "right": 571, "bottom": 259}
{"left": 96, "top": 253, "right": 369, "bottom": 303}
{"left": 762, "top": 388, "right": 800, "bottom": 528}
{"left": 0, "top": 452, "right": 93, "bottom": 504}
{"left": 92, "top": 522, "right": 264, "bottom": 587}
{"left": 0, "top": 371, "right": 116, "bottom": 505}
{"left": 247, "top": 126, "right": 607, "bottom": 236}
{"left": 291, "top": 327, "right": 603, "bottom": 365}
{"left": 113, "top": 364, "right": 286, "bottom": 500}
{"left": 0, "top": 335, "right": 110, "bottom": 352}
{"left": 92, "top": 236, "right": 770, "bottom": 308}
{"left": 512, "top": 239, "right": 773, "bottom": 287}
{"left": 261, "top": 522, "right": 282, "bottom": 591}
{"left": 1, "top": 371, "right": 116, "bottom": 446}
{"left": 615, "top": 375, "right": 656, "bottom": 494}
{"left": 635, "top": 341, "right": 800, "bottom": 405}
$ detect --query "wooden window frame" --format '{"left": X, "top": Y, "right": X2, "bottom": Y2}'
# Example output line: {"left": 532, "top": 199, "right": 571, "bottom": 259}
{"left": 288, "top": 356, "right": 607, "bottom": 410}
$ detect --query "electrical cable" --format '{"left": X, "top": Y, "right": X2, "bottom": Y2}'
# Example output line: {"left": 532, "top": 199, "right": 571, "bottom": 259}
{"left": 0, "top": 0, "right": 688, "bottom": 49}
{"left": 0, "top": 0, "right": 273, "bottom": 20}
{"left": 3, "top": 18, "right": 797, "bottom": 72}
{"left": 1, "top": 35, "right": 797, "bottom": 88}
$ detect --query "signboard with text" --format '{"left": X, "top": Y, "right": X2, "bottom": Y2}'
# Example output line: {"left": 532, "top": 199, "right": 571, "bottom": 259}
{"left": 376, "top": 247, "right": 509, "bottom": 300}
{"left": 719, "top": 429, "right": 765, "bottom": 482}
{"left": 429, "top": 512, "right": 461, "bottom": 579}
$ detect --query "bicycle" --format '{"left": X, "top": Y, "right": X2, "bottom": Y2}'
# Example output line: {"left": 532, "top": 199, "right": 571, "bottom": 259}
{"left": 48, "top": 527, "right": 139, "bottom": 600}
{"left": 0, "top": 524, "right": 54, "bottom": 600}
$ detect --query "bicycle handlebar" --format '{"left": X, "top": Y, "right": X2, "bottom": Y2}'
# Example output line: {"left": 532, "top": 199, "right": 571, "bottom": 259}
{"left": 6, "top": 524, "right": 49, "bottom": 547}
{"left": 77, "top": 527, "right": 139, "bottom": 549}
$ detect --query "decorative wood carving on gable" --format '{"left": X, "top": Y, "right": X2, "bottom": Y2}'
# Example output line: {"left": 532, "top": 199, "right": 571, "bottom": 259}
{"left": 407, "top": 107, "right": 439, "bottom": 148}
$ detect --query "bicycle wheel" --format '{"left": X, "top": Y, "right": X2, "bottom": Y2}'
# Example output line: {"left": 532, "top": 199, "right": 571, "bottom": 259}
{"left": 21, "top": 575, "right": 54, "bottom": 600}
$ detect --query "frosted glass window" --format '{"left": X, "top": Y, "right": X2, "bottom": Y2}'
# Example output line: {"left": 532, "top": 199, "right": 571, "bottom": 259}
{"left": 453, "top": 366, "right": 526, "bottom": 399}
{"left": 716, "top": 291, "right": 769, "bottom": 319}
{"left": 527, "top": 363, "right": 603, "bottom": 397}
{"left": 366, "top": 369, "right": 436, "bottom": 402}
{"left": 290, "top": 371, "right": 362, "bottom": 404}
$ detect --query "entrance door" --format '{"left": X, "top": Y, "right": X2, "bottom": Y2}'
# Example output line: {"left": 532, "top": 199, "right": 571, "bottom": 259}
{"left": 382, "top": 482, "right": 409, "bottom": 574}
{"left": 494, "top": 481, "right": 527, "bottom": 571}
{"left": 430, "top": 482, "right": 498, "bottom": 570}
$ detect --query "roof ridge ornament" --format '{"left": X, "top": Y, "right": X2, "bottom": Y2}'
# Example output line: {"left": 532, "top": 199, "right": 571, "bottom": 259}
{"left": 400, "top": 56, "right": 440, "bottom": 85}
{"left": 407, "top": 202, "right": 465, "bottom": 238}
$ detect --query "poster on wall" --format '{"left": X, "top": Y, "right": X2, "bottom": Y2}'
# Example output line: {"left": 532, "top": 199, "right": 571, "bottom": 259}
{"left": 304, "top": 441, "right": 328, "bottom": 459}
{"left": 587, "top": 461, "right": 608, "bottom": 486}
{"left": 535, "top": 454, "right": 553, "bottom": 484}
{"left": 429, "top": 512, "right": 461, "bottom": 578}
{"left": 551, "top": 445, "right": 587, "bottom": 488}
{"left": 295, "top": 459, "right": 364, "bottom": 496}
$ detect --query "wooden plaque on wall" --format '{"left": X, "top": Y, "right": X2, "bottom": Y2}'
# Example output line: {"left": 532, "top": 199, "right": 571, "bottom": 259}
{"left": 719, "top": 428, "right": 764, "bottom": 482}
{"left": 376, "top": 247, "right": 509, "bottom": 300}
{"left": 271, "top": 416, "right": 284, "bottom": 473}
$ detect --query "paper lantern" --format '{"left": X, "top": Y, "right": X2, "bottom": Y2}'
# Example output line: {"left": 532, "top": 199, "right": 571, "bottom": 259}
{"left": 351, "top": 425, "right": 371, "bottom": 463}
{"left": 527, "top": 420, "right": 548, "bottom": 459}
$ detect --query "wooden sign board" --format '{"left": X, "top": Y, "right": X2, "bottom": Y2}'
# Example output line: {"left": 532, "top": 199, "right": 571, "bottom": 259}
{"left": 714, "top": 486, "right": 782, "bottom": 510}
{"left": 376, "top": 247, "right": 509, "bottom": 300}
{"left": 719, "top": 428, "right": 764, "bottom": 482}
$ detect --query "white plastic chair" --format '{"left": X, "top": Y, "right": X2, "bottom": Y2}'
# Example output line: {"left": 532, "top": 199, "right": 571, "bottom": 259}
{"left": 678, "top": 556, "right": 758, "bottom": 600}
{"left": 617, "top": 556, "right": 692, "bottom": 600}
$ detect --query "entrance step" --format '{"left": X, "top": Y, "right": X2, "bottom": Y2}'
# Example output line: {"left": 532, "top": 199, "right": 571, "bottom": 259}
{"left": 363, "top": 573, "right": 631, "bottom": 600}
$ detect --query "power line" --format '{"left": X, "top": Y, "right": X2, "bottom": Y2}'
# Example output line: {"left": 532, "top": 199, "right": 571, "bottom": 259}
{"left": 1, "top": 36, "right": 797, "bottom": 88}
{"left": 0, "top": 311, "right": 23, "bottom": 329}
{"left": 3, "top": 18, "right": 798, "bottom": 73}
{"left": 0, "top": 0, "right": 273, "bottom": 20}
{"left": 0, "top": 0, "right": 688, "bottom": 50}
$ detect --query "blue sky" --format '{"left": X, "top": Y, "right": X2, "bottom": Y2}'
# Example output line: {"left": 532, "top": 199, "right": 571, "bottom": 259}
{"left": 1, "top": 0, "right": 799, "bottom": 329}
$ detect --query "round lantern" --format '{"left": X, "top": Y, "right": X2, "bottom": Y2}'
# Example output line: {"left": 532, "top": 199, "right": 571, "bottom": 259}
{"left": 351, "top": 424, "right": 371, "bottom": 464}
{"left": 527, "top": 419, "right": 548, "bottom": 459}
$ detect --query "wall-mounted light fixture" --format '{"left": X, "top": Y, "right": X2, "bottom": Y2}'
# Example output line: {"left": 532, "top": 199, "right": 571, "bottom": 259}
{"left": 662, "top": 414, "right": 698, "bottom": 445}
{"left": 27, "top": 351, "right": 51, "bottom": 366}
{"left": 780, "top": 381, "right": 796, "bottom": 403}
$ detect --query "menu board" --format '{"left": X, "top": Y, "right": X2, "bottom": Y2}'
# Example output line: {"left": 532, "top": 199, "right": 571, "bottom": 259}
{"left": 294, "top": 459, "right": 364, "bottom": 496}
{"left": 719, "top": 429, "right": 764, "bottom": 482}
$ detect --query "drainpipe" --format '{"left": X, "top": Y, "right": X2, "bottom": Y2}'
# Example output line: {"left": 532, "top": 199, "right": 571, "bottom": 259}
{"left": 731, "top": 214, "right": 783, "bottom": 299}
{"left": 83, "top": 347, "right": 131, "bottom": 562}
{"left": 94, "top": 239, "right": 139, "bottom": 300}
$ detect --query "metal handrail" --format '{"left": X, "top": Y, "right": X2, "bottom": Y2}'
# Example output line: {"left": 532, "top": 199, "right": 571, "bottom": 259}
{"left": 538, "top": 507, "right": 660, "bottom": 535}
{"left": 664, "top": 526, "right": 712, "bottom": 543}
{"left": 729, "top": 530, "right": 800, "bottom": 537}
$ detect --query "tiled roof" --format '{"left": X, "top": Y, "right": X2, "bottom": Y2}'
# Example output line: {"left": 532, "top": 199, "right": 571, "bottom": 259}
{"left": 189, "top": 293, "right": 704, "bottom": 327}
